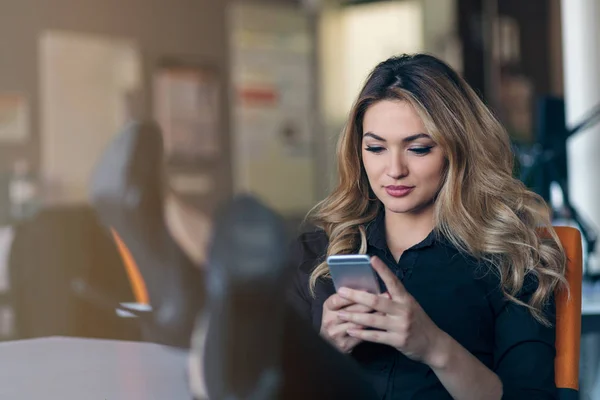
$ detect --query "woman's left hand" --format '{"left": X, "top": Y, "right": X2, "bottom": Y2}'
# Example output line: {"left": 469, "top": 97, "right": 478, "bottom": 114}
{"left": 337, "top": 256, "right": 448, "bottom": 367}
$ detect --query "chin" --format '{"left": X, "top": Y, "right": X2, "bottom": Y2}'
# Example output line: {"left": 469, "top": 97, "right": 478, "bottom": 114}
{"left": 381, "top": 200, "right": 416, "bottom": 214}
{"left": 384, "top": 206, "right": 414, "bottom": 214}
{"left": 382, "top": 197, "right": 435, "bottom": 216}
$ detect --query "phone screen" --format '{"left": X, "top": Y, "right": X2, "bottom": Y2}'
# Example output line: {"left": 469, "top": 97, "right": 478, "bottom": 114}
{"left": 327, "top": 255, "right": 381, "bottom": 294}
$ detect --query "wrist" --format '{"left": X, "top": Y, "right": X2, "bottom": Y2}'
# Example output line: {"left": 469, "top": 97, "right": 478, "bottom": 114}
{"left": 425, "top": 329, "right": 454, "bottom": 371}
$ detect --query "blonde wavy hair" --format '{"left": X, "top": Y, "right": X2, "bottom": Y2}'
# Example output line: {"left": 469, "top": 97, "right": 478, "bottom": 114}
{"left": 308, "top": 54, "right": 566, "bottom": 325}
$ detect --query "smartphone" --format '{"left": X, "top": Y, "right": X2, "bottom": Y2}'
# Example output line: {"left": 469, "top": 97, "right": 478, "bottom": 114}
{"left": 327, "top": 254, "right": 381, "bottom": 295}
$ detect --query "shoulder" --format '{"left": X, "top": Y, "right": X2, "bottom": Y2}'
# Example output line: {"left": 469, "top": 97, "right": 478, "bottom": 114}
{"left": 473, "top": 258, "right": 556, "bottom": 322}
{"left": 286, "top": 228, "right": 330, "bottom": 323}
{"left": 288, "top": 228, "right": 329, "bottom": 274}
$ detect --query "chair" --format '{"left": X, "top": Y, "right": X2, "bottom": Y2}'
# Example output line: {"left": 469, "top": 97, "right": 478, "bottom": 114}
{"left": 111, "top": 229, "right": 150, "bottom": 305}
{"left": 106, "top": 220, "right": 203, "bottom": 348}
{"left": 9, "top": 205, "right": 139, "bottom": 340}
{"left": 554, "top": 226, "right": 583, "bottom": 400}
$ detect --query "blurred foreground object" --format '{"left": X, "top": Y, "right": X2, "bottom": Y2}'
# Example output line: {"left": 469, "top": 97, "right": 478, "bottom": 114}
{"left": 89, "top": 121, "right": 203, "bottom": 348}
{"left": 199, "top": 195, "right": 290, "bottom": 400}
{"left": 89, "top": 120, "right": 325, "bottom": 399}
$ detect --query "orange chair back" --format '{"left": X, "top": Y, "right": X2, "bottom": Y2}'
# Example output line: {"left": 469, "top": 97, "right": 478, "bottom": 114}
{"left": 553, "top": 226, "right": 582, "bottom": 394}
{"left": 111, "top": 229, "right": 150, "bottom": 305}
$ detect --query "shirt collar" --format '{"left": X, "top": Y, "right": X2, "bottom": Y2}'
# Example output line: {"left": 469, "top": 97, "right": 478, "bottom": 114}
{"left": 365, "top": 210, "right": 447, "bottom": 252}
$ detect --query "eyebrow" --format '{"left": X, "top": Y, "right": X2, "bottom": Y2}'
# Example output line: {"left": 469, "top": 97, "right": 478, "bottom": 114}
{"left": 363, "top": 132, "right": 431, "bottom": 143}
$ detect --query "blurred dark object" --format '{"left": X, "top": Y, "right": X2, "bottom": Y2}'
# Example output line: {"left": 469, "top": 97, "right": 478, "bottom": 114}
{"left": 198, "top": 195, "right": 382, "bottom": 400}
{"left": 8, "top": 205, "right": 140, "bottom": 340}
{"left": 498, "top": 64, "right": 535, "bottom": 145}
{"left": 458, "top": 0, "right": 551, "bottom": 104}
{"left": 516, "top": 96, "right": 599, "bottom": 278}
{"left": 89, "top": 121, "right": 204, "bottom": 349}
{"left": 202, "top": 195, "right": 290, "bottom": 400}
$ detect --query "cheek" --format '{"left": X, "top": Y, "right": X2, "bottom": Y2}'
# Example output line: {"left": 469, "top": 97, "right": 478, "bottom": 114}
{"left": 362, "top": 153, "right": 386, "bottom": 185}
{"left": 415, "top": 156, "right": 445, "bottom": 185}
{"left": 361, "top": 152, "right": 376, "bottom": 179}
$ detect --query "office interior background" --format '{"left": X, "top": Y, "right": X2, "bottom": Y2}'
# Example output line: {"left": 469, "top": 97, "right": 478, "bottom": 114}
{"left": 1, "top": 0, "right": 600, "bottom": 398}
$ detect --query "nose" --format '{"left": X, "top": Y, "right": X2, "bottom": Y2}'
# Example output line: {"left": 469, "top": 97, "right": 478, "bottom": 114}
{"left": 386, "top": 151, "right": 408, "bottom": 180}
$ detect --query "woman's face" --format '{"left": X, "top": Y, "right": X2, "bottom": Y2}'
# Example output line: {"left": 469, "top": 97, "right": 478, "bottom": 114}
{"left": 361, "top": 100, "right": 446, "bottom": 216}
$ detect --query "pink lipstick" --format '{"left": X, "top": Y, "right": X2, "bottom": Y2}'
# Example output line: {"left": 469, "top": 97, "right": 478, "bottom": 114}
{"left": 385, "top": 185, "right": 414, "bottom": 198}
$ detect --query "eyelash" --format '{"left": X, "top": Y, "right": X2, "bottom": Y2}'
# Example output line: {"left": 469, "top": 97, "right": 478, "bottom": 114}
{"left": 410, "top": 146, "right": 433, "bottom": 155}
{"left": 365, "top": 146, "right": 433, "bottom": 155}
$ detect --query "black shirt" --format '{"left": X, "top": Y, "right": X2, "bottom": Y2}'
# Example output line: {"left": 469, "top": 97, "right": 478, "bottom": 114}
{"left": 288, "top": 212, "right": 557, "bottom": 399}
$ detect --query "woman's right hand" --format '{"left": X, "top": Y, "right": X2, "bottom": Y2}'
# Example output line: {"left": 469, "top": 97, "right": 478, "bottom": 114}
{"left": 320, "top": 293, "right": 373, "bottom": 353}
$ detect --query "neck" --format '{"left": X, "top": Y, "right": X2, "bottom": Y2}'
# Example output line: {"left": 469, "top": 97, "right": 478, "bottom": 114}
{"left": 384, "top": 207, "right": 435, "bottom": 259}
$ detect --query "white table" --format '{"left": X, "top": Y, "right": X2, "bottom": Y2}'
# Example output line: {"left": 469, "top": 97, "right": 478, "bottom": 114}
{"left": 0, "top": 336, "right": 192, "bottom": 399}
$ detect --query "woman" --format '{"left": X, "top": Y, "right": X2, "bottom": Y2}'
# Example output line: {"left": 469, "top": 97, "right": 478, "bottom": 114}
{"left": 288, "top": 53, "right": 567, "bottom": 399}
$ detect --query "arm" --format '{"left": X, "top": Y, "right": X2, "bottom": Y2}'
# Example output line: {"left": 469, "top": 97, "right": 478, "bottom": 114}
{"left": 492, "top": 283, "right": 557, "bottom": 399}
{"left": 285, "top": 230, "right": 329, "bottom": 321}
{"left": 285, "top": 234, "right": 314, "bottom": 319}
{"left": 338, "top": 256, "right": 503, "bottom": 400}
{"left": 340, "top": 257, "right": 557, "bottom": 399}
{"left": 427, "top": 280, "right": 557, "bottom": 400}
{"left": 425, "top": 330, "right": 503, "bottom": 400}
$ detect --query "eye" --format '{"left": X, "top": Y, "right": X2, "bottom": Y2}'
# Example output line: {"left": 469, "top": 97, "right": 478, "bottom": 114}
{"left": 409, "top": 146, "right": 433, "bottom": 155}
{"left": 365, "top": 146, "right": 385, "bottom": 154}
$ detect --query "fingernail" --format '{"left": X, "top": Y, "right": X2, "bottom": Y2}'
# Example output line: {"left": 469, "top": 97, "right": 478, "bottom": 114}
{"left": 338, "top": 311, "right": 349, "bottom": 319}
{"left": 338, "top": 287, "right": 350, "bottom": 296}
{"left": 347, "top": 329, "right": 358, "bottom": 336}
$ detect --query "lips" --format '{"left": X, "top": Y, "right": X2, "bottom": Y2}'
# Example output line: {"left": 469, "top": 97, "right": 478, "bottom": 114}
{"left": 384, "top": 185, "right": 414, "bottom": 198}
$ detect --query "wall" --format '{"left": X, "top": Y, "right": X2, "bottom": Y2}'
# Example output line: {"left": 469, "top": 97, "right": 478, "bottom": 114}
{"left": 0, "top": 0, "right": 240, "bottom": 203}
{"left": 228, "top": 2, "right": 318, "bottom": 216}
{"left": 421, "top": 0, "right": 461, "bottom": 72}
{"left": 317, "top": 0, "right": 457, "bottom": 194}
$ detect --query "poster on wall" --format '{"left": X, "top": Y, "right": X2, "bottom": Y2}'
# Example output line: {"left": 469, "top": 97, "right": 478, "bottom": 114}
{"left": 229, "top": 2, "right": 316, "bottom": 215}
{"left": 153, "top": 63, "right": 220, "bottom": 166}
{"left": 40, "top": 30, "right": 142, "bottom": 204}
